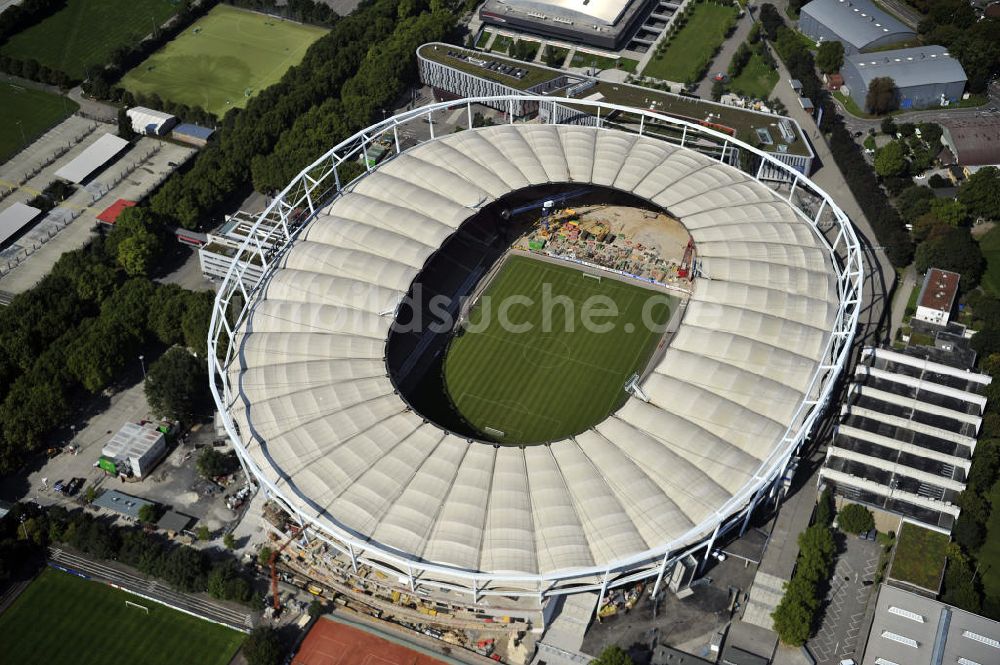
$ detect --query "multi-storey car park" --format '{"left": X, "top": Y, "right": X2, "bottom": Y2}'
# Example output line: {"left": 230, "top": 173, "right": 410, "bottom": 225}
{"left": 417, "top": 43, "right": 816, "bottom": 177}
{"left": 209, "top": 95, "right": 862, "bottom": 623}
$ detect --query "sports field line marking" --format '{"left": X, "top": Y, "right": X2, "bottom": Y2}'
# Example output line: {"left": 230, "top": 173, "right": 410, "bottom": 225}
{"left": 469, "top": 327, "right": 623, "bottom": 376}
{"left": 457, "top": 392, "right": 563, "bottom": 429}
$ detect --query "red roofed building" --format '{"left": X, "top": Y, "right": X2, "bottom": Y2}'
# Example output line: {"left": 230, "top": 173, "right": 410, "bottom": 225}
{"left": 96, "top": 199, "right": 136, "bottom": 226}
{"left": 915, "top": 268, "right": 960, "bottom": 327}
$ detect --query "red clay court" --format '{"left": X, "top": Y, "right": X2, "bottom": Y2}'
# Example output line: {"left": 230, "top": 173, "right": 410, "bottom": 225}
{"left": 293, "top": 616, "right": 450, "bottom": 665}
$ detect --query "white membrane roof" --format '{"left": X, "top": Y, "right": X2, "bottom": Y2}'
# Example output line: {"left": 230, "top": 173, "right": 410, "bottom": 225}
{"left": 230, "top": 125, "right": 839, "bottom": 578}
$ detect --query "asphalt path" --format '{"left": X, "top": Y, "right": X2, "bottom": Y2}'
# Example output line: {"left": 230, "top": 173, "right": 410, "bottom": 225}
{"left": 48, "top": 546, "right": 253, "bottom": 631}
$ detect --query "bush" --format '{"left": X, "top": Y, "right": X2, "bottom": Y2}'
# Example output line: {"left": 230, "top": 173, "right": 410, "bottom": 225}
{"left": 837, "top": 503, "right": 875, "bottom": 534}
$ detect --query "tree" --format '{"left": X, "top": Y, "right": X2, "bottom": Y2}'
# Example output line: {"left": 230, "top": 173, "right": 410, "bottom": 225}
{"left": 308, "top": 599, "right": 324, "bottom": 618}
{"left": 197, "top": 525, "right": 210, "bottom": 541}
{"left": 928, "top": 198, "right": 969, "bottom": 226}
{"left": 895, "top": 185, "right": 935, "bottom": 222}
{"left": 592, "top": 646, "right": 633, "bottom": 665}
{"left": 138, "top": 504, "right": 158, "bottom": 524}
{"left": 244, "top": 627, "right": 283, "bottom": 665}
{"left": 759, "top": 3, "right": 783, "bottom": 41}
{"left": 711, "top": 78, "right": 726, "bottom": 101}
{"left": 772, "top": 588, "right": 813, "bottom": 646}
{"left": 865, "top": 77, "right": 899, "bottom": 114}
{"left": 258, "top": 545, "right": 274, "bottom": 567}
{"left": 815, "top": 488, "right": 834, "bottom": 527}
{"left": 914, "top": 227, "right": 984, "bottom": 289}
{"left": 117, "top": 107, "right": 135, "bottom": 141}
{"left": 816, "top": 40, "right": 844, "bottom": 74}
{"left": 542, "top": 45, "right": 564, "bottom": 67}
{"left": 881, "top": 116, "right": 897, "bottom": 135}
{"left": 223, "top": 532, "right": 236, "bottom": 549}
{"left": 837, "top": 503, "right": 875, "bottom": 534}
{"left": 197, "top": 447, "right": 229, "bottom": 479}
{"left": 145, "top": 347, "right": 209, "bottom": 421}
{"left": 957, "top": 167, "right": 1000, "bottom": 221}
{"left": 874, "top": 141, "right": 908, "bottom": 178}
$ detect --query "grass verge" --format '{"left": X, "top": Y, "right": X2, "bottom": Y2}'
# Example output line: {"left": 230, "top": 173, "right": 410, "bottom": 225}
{"left": 729, "top": 51, "right": 778, "bottom": 100}
{"left": 642, "top": 2, "right": 737, "bottom": 83}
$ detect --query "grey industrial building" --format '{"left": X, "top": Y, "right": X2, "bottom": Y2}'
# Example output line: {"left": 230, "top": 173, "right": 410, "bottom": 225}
{"left": 479, "top": 0, "right": 659, "bottom": 50}
{"left": 819, "top": 347, "right": 990, "bottom": 533}
{"left": 841, "top": 45, "right": 967, "bottom": 111}
{"left": 862, "top": 584, "right": 1000, "bottom": 665}
{"left": 799, "top": 0, "right": 915, "bottom": 54}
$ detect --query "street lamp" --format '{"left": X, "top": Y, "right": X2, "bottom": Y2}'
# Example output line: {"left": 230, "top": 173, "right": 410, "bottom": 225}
{"left": 139, "top": 354, "right": 146, "bottom": 380}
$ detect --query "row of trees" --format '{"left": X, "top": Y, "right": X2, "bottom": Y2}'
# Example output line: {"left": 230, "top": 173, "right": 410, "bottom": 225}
{"left": 916, "top": 0, "right": 1000, "bottom": 93}
{"left": 7, "top": 503, "right": 258, "bottom": 605}
{"left": 771, "top": 490, "right": 837, "bottom": 646}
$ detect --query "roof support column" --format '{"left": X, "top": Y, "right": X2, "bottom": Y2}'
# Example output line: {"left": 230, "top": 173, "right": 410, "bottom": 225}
{"left": 681, "top": 125, "right": 688, "bottom": 147}
{"left": 741, "top": 485, "right": 766, "bottom": 536}
{"left": 429, "top": 111, "right": 435, "bottom": 139}
{"left": 700, "top": 523, "right": 721, "bottom": 573}
{"left": 393, "top": 124, "right": 401, "bottom": 155}
{"left": 595, "top": 570, "right": 610, "bottom": 622}
{"left": 471, "top": 580, "right": 479, "bottom": 605}
{"left": 407, "top": 565, "right": 416, "bottom": 592}
{"left": 347, "top": 543, "right": 358, "bottom": 574}
{"left": 467, "top": 102, "right": 473, "bottom": 131}
{"left": 639, "top": 114, "right": 645, "bottom": 136}
{"left": 651, "top": 550, "right": 672, "bottom": 599}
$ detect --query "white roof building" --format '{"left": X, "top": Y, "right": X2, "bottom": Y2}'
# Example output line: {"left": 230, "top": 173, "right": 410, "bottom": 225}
{"left": 101, "top": 422, "right": 167, "bottom": 479}
{"left": 0, "top": 201, "right": 42, "bottom": 247}
{"left": 55, "top": 133, "right": 129, "bottom": 184}
{"left": 225, "top": 123, "right": 848, "bottom": 597}
{"left": 126, "top": 106, "right": 177, "bottom": 136}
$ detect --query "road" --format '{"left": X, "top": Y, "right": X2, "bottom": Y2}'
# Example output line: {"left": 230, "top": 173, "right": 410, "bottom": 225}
{"left": 767, "top": 44, "right": 895, "bottom": 351}
{"left": 48, "top": 546, "right": 254, "bottom": 631}
{"left": 695, "top": 8, "right": 755, "bottom": 99}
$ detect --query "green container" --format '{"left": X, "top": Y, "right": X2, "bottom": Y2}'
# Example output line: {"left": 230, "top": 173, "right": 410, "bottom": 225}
{"left": 98, "top": 457, "right": 117, "bottom": 474}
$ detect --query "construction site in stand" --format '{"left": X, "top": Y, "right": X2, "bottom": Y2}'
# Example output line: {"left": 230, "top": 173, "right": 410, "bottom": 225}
{"left": 512, "top": 203, "right": 695, "bottom": 292}
{"left": 258, "top": 503, "right": 537, "bottom": 664}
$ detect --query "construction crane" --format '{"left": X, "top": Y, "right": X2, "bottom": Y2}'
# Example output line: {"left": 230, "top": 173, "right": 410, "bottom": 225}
{"left": 269, "top": 526, "right": 301, "bottom": 612}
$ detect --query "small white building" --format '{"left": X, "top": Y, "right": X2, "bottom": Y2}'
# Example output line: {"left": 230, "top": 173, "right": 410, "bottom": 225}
{"left": 126, "top": 107, "right": 177, "bottom": 136}
{"left": 914, "top": 268, "right": 960, "bottom": 326}
{"left": 101, "top": 422, "right": 167, "bottom": 479}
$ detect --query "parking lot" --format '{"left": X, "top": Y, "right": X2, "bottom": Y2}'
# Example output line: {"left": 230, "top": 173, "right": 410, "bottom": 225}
{"left": 807, "top": 536, "right": 882, "bottom": 665}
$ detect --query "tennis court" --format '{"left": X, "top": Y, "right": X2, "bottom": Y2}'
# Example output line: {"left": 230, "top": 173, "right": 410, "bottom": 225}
{"left": 293, "top": 616, "right": 450, "bottom": 665}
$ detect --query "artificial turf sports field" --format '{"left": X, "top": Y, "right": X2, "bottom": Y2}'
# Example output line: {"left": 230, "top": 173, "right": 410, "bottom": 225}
{"left": 0, "top": 568, "right": 244, "bottom": 665}
{"left": 0, "top": 83, "right": 78, "bottom": 164}
{"left": 444, "top": 256, "right": 675, "bottom": 444}
{"left": 0, "top": 0, "right": 180, "bottom": 80}
{"left": 120, "top": 5, "right": 328, "bottom": 117}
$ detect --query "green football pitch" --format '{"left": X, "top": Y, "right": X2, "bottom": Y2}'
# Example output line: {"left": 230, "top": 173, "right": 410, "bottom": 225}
{"left": 0, "top": 83, "right": 78, "bottom": 164}
{"left": 0, "top": 0, "right": 180, "bottom": 80}
{"left": 120, "top": 5, "right": 328, "bottom": 117}
{"left": 444, "top": 256, "right": 675, "bottom": 444}
{"left": 0, "top": 568, "right": 244, "bottom": 665}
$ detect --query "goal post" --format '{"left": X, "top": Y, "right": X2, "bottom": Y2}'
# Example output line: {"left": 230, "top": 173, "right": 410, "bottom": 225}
{"left": 582, "top": 272, "right": 601, "bottom": 282}
{"left": 125, "top": 600, "right": 149, "bottom": 614}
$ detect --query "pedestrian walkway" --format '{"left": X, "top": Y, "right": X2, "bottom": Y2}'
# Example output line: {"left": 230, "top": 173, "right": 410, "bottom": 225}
{"left": 531, "top": 593, "right": 598, "bottom": 665}
{"left": 695, "top": 9, "right": 754, "bottom": 98}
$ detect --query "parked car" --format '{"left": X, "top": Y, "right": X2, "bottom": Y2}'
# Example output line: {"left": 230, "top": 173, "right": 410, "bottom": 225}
{"left": 53, "top": 479, "right": 65, "bottom": 493}
{"left": 66, "top": 478, "right": 84, "bottom": 496}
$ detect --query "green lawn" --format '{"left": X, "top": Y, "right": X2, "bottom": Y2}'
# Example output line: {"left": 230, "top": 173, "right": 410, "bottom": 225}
{"left": 570, "top": 52, "right": 638, "bottom": 73}
{"left": 443, "top": 255, "right": 674, "bottom": 444}
{"left": 476, "top": 30, "right": 492, "bottom": 49}
{"left": 978, "top": 225, "right": 1000, "bottom": 296}
{"left": 642, "top": 2, "right": 737, "bottom": 83}
{"left": 542, "top": 46, "right": 570, "bottom": 68}
{"left": 888, "top": 522, "right": 949, "bottom": 591}
{"left": 0, "top": 83, "right": 78, "bottom": 163}
{"left": 490, "top": 34, "right": 514, "bottom": 54}
{"left": 0, "top": 568, "right": 244, "bottom": 665}
{"left": 0, "top": 0, "right": 179, "bottom": 79}
{"left": 120, "top": 5, "right": 327, "bottom": 116}
{"left": 729, "top": 52, "right": 778, "bottom": 100}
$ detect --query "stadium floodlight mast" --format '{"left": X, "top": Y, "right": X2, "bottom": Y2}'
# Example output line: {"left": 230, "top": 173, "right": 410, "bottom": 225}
{"left": 207, "top": 95, "right": 863, "bottom": 608}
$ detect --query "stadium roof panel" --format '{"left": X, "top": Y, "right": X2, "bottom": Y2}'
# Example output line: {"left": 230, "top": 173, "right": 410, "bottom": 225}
{"left": 228, "top": 124, "right": 842, "bottom": 581}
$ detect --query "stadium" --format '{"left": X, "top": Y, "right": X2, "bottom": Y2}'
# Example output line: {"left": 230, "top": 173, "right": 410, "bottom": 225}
{"left": 209, "top": 96, "right": 863, "bottom": 617}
